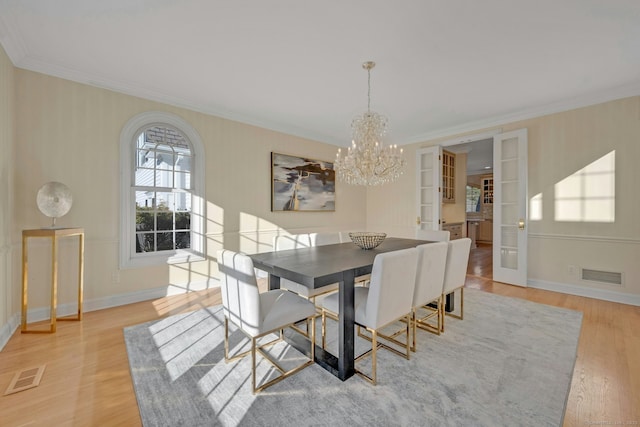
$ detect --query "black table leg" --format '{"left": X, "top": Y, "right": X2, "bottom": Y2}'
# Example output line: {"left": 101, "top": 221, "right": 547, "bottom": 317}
{"left": 265, "top": 270, "right": 355, "bottom": 381}
{"left": 268, "top": 274, "right": 280, "bottom": 290}
{"left": 445, "top": 292, "right": 454, "bottom": 312}
{"left": 337, "top": 271, "right": 356, "bottom": 381}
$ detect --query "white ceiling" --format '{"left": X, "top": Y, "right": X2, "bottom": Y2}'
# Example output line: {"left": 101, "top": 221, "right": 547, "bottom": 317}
{"left": 1, "top": 0, "right": 639, "bottom": 147}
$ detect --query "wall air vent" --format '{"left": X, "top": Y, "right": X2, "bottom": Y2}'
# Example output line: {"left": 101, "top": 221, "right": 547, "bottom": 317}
{"left": 581, "top": 268, "right": 623, "bottom": 286}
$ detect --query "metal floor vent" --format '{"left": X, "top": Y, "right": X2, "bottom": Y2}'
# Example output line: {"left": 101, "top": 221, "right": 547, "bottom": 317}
{"left": 581, "top": 268, "right": 623, "bottom": 286}
{"left": 3, "top": 365, "right": 46, "bottom": 396}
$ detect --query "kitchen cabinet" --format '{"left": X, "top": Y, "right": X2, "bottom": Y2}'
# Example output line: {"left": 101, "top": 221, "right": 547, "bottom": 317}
{"left": 442, "top": 222, "right": 463, "bottom": 240}
{"left": 442, "top": 150, "right": 455, "bottom": 203}
{"left": 482, "top": 175, "right": 493, "bottom": 205}
{"left": 477, "top": 219, "right": 493, "bottom": 243}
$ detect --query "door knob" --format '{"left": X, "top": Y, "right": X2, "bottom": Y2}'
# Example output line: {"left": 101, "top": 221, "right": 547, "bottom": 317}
{"left": 518, "top": 219, "right": 525, "bottom": 230}
{"left": 416, "top": 216, "right": 421, "bottom": 225}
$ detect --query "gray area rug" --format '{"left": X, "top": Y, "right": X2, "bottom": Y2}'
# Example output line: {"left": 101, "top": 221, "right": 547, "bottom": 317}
{"left": 124, "top": 288, "right": 582, "bottom": 427}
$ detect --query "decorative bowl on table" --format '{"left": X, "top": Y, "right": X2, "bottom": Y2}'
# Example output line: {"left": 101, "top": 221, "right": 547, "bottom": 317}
{"left": 349, "top": 232, "right": 387, "bottom": 250}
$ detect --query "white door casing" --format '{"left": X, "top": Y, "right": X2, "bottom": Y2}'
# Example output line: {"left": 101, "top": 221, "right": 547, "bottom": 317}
{"left": 492, "top": 128, "right": 528, "bottom": 286}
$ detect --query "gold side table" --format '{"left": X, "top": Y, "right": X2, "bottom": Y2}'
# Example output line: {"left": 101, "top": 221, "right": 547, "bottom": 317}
{"left": 21, "top": 227, "right": 84, "bottom": 333}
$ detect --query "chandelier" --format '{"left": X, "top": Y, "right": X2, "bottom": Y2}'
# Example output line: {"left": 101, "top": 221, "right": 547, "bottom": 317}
{"left": 335, "top": 61, "right": 405, "bottom": 186}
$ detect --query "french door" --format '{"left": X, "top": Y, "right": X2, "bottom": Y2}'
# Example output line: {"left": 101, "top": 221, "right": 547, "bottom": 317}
{"left": 415, "top": 146, "right": 442, "bottom": 231}
{"left": 492, "top": 129, "right": 528, "bottom": 286}
{"left": 415, "top": 129, "right": 528, "bottom": 286}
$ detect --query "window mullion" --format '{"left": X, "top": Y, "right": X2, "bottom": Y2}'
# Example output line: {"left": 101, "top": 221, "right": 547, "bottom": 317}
{"left": 122, "top": 113, "right": 203, "bottom": 267}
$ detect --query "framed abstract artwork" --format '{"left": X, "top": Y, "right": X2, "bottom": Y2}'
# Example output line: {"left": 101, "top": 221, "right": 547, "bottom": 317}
{"left": 271, "top": 152, "right": 335, "bottom": 211}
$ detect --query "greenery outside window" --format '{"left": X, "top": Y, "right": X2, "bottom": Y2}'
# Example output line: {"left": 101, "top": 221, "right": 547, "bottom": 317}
{"left": 466, "top": 185, "right": 481, "bottom": 212}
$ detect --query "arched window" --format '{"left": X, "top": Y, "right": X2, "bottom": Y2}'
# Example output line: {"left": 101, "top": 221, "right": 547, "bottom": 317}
{"left": 120, "top": 112, "right": 205, "bottom": 268}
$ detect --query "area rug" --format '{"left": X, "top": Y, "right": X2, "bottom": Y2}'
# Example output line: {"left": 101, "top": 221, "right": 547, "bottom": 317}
{"left": 124, "top": 288, "right": 582, "bottom": 427}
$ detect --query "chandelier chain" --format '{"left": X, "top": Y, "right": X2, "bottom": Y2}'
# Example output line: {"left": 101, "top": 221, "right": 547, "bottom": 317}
{"left": 367, "top": 66, "right": 371, "bottom": 112}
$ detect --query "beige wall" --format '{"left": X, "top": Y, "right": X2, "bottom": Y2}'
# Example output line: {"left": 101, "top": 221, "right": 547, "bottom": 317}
{"left": 2, "top": 58, "right": 639, "bottom": 343}
{"left": 367, "top": 96, "right": 640, "bottom": 301}
{"left": 9, "top": 69, "right": 366, "bottom": 317}
{"left": 0, "top": 45, "right": 15, "bottom": 345}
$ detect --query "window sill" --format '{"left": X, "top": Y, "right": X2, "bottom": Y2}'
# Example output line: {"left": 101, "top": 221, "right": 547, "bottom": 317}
{"left": 121, "top": 250, "right": 205, "bottom": 269}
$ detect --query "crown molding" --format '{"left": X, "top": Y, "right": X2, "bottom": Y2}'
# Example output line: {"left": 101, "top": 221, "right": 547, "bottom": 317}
{"left": 0, "top": 11, "right": 28, "bottom": 64}
{"left": 3, "top": 22, "right": 639, "bottom": 149}
{"left": 10, "top": 52, "right": 341, "bottom": 145}
{"left": 404, "top": 81, "right": 640, "bottom": 145}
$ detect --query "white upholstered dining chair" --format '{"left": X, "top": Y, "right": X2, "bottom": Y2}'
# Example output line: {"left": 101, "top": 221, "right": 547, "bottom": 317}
{"left": 376, "top": 242, "right": 448, "bottom": 352}
{"left": 440, "top": 237, "right": 472, "bottom": 332}
{"left": 416, "top": 229, "right": 451, "bottom": 242}
{"left": 217, "top": 249, "right": 317, "bottom": 394}
{"left": 410, "top": 242, "right": 449, "bottom": 348}
{"left": 321, "top": 247, "right": 419, "bottom": 385}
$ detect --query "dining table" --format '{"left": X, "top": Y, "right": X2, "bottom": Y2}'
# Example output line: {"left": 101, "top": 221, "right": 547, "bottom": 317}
{"left": 249, "top": 237, "right": 454, "bottom": 381}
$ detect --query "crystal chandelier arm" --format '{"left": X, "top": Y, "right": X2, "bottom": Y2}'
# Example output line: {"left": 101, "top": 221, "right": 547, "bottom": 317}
{"left": 334, "top": 61, "right": 405, "bottom": 186}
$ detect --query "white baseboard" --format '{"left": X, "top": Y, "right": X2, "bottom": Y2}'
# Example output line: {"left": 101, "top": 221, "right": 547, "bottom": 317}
{"left": 0, "top": 313, "right": 20, "bottom": 352}
{"left": 528, "top": 279, "right": 640, "bottom": 306}
{"left": 0, "top": 278, "right": 221, "bottom": 352}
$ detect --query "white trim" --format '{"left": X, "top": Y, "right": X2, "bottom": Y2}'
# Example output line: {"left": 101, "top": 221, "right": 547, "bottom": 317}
{"left": 528, "top": 233, "right": 639, "bottom": 245}
{"left": 438, "top": 129, "right": 503, "bottom": 148}
{"left": 528, "top": 279, "right": 640, "bottom": 307}
{"left": 3, "top": 16, "right": 639, "bottom": 149}
{"left": 10, "top": 55, "right": 337, "bottom": 145}
{"left": 119, "top": 111, "right": 206, "bottom": 269}
{"left": 0, "top": 11, "right": 28, "bottom": 65}
{"left": 0, "top": 313, "right": 20, "bottom": 352}
{"left": 0, "top": 277, "right": 222, "bottom": 351}
{"left": 405, "top": 83, "right": 640, "bottom": 145}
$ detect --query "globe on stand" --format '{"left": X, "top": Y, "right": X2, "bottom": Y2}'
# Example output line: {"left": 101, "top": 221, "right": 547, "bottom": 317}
{"left": 36, "top": 182, "right": 73, "bottom": 229}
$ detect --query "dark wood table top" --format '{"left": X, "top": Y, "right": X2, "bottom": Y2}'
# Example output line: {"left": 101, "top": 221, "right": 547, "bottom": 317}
{"left": 250, "top": 237, "right": 429, "bottom": 287}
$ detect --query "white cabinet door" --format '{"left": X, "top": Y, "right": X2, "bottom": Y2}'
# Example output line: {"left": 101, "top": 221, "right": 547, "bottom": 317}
{"left": 492, "top": 128, "right": 528, "bottom": 286}
{"left": 416, "top": 146, "right": 442, "bottom": 232}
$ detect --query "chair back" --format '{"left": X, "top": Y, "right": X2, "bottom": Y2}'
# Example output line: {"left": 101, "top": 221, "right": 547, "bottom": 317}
{"left": 273, "top": 233, "right": 312, "bottom": 251}
{"left": 217, "top": 249, "right": 261, "bottom": 335}
{"left": 442, "top": 238, "right": 472, "bottom": 294}
{"left": 362, "top": 248, "right": 418, "bottom": 329}
{"left": 311, "top": 232, "right": 342, "bottom": 246}
{"left": 413, "top": 242, "right": 448, "bottom": 308}
{"left": 416, "top": 229, "right": 450, "bottom": 242}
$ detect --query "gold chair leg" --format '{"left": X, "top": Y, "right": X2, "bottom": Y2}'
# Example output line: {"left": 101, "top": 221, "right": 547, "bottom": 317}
{"left": 310, "top": 315, "right": 316, "bottom": 360}
{"left": 225, "top": 314, "right": 316, "bottom": 394}
{"left": 449, "top": 287, "right": 464, "bottom": 320}
{"left": 437, "top": 296, "right": 443, "bottom": 333}
{"left": 441, "top": 288, "right": 464, "bottom": 332}
{"left": 224, "top": 317, "right": 229, "bottom": 360}
{"left": 354, "top": 327, "right": 382, "bottom": 385}
{"left": 411, "top": 309, "right": 417, "bottom": 352}
{"left": 251, "top": 336, "right": 257, "bottom": 394}
{"left": 372, "top": 330, "right": 377, "bottom": 385}
{"left": 440, "top": 298, "right": 445, "bottom": 333}
{"left": 404, "top": 314, "right": 410, "bottom": 359}
{"left": 252, "top": 315, "right": 316, "bottom": 394}
{"left": 321, "top": 309, "right": 326, "bottom": 349}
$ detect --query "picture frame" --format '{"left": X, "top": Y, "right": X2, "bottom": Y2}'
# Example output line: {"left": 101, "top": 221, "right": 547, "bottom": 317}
{"left": 271, "top": 152, "right": 335, "bottom": 211}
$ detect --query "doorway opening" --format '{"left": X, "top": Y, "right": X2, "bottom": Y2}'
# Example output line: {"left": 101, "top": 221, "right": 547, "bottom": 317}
{"left": 443, "top": 135, "right": 495, "bottom": 282}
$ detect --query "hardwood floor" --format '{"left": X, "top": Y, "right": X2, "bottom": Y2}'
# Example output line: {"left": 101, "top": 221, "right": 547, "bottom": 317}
{"left": 1, "top": 248, "right": 638, "bottom": 426}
